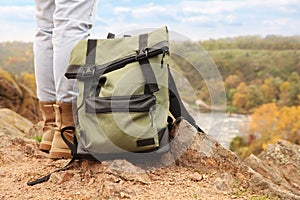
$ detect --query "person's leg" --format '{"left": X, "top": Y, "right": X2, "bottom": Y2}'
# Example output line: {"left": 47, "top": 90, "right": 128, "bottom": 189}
{"left": 33, "top": 0, "right": 56, "bottom": 102}
{"left": 52, "top": 0, "right": 98, "bottom": 103}
{"left": 34, "top": 0, "right": 56, "bottom": 152}
{"left": 50, "top": 0, "right": 98, "bottom": 158}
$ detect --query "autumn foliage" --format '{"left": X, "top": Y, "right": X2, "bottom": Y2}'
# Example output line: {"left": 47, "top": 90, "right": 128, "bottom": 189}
{"left": 231, "top": 103, "right": 300, "bottom": 158}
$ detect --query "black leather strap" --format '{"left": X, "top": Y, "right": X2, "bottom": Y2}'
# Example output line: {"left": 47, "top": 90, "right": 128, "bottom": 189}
{"left": 138, "top": 34, "right": 159, "bottom": 94}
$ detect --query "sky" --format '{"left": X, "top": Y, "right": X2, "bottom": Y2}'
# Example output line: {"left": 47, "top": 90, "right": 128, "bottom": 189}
{"left": 0, "top": 0, "right": 300, "bottom": 42}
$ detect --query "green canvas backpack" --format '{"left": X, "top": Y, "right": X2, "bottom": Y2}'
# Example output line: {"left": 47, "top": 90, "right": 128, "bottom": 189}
{"left": 27, "top": 26, "right": 203, "bottom": 186}
{"left": 63, "top": 26, "right": 202, "bottom": 160}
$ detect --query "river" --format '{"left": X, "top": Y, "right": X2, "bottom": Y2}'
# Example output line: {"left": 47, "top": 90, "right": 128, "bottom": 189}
{"left": 195, "top": 112, "right": 250, "bottom": 149}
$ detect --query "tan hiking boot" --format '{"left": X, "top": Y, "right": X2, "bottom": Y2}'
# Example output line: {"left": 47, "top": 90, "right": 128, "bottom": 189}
{"left": 49, "top": 102, "right": 75, "bottom": 159}
{"left": 39, "top": 101, "right": 56, "bottom": 152}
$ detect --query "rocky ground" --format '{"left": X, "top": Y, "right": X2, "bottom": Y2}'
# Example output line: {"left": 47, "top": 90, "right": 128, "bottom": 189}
{"left": 0, "top": 108, "right": 300, "bottom": 200}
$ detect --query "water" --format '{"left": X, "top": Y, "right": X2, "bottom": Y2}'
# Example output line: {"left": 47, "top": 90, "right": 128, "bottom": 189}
{"left": 196, "top": 112, "right": 250, "bottom": 149}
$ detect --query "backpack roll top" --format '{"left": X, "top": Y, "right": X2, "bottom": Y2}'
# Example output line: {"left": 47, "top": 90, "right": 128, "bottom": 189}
{"left": 66, "top": 26, "right": 169, "bottom": 80}
{"left": 65, "top": 26, "right": 171, "bottom": 158}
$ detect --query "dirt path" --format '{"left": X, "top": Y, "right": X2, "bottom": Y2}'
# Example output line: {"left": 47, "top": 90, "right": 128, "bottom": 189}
{"left": 0, "top": 136, "right": 254, "bottom": 200}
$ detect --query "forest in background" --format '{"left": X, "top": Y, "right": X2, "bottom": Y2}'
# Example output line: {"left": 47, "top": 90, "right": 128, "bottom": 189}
{"left": 1, "top": 36, "right": 300, "bottom": 112}
{"left": 1, "top": 35, "right": 300, "bottom": 157}
{"left": 203, "top": 36, "right": 300, "bottom": 113}
{"left": 169, "top": 35, "right": 300, "bottom": 113}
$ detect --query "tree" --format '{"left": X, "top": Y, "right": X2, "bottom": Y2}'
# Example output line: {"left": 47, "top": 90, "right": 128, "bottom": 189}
{"left": 287, "top": 72, "right": 300, "bottom": 105}
{"left": 260, "top": 78, "right": 278, "bottom": 103}
{"left": 246, "top": 84, "right": 263, "bottom": 111}
{"left": 232, "top": 82, "right": 248, "bottom": 112}
{"left": 249, "top": 103, "right": 300, "bottom": 150}
{"left": 279, "top": 81, "right": 291, "bottom": 106}
{"left": 224, "top": 74, "right": 242, "bottom": 89}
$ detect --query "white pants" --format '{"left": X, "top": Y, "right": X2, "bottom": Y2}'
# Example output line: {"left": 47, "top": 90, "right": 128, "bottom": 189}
{"left": 34, "top": 0, "right": 98, "bottom": 102}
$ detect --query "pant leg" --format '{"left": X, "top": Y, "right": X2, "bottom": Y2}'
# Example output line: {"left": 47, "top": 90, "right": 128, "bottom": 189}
{"left": 52, "top": 0, "right": 98, "bottom": 103}
{"left": 33, "top": 0, "right": 56, "bottom": 102}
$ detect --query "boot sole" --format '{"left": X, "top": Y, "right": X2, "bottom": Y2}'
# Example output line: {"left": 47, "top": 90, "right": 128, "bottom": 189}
{"left": 49, "top": 148, "right": 72, "bottom": 159}
{"left": 39, "top": 140, "right": 52, "bottom": 152}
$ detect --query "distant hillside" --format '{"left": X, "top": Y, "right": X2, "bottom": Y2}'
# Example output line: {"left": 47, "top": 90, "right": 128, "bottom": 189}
{"left": 1, "top": 35, "right": 299, "bottom": 112}
{"left": 1, "top": 35, "right": 299, "bottom": 75}
{"left": 200, "top": 35, "right": 300, "bottom": 50}
{"left": 171, "top": 35, "right": 300, "bottom": 112}
{"left": 0, "top": 42, "right": 33, "bottom": 74}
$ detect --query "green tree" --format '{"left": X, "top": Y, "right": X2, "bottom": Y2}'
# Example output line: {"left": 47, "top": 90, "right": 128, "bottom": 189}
{"left": 224, "top": 74, "right": 242, "bottom": 104}
{"left": 246, "top": 84, "right": 264, "bottom": 111}
{"left": 287, "top": 72, "right": 300, "bottom": 105}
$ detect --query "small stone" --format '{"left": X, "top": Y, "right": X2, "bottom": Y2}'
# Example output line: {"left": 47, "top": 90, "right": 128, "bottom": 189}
{"left": 190, "top": 173, "right": 203, "bottom": 182}
{"left": 119, "top": 192, "right": 131, "bottom": 199}
{"left": 120, "top": 192, "right": 125, "bottom": 198}
{"left": 49, "top": 171, "right": 73, "bottom": 184}
{"left": 0, "top": 171, "right": 5, "bottom": 177}
{"left": 25, "top": 144, "right": 34, "bottom": 155}
{"left": 88, "top": 178, "right": 95, "bottom": 186}
{"left": 213, "top": 173, "right": 234, "bottom": 192}
{"left": 72, "top": 174, "right": 81, "bottom": 182}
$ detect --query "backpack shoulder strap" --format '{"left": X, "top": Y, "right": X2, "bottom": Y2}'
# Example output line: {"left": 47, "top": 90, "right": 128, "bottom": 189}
{"left": 168, "top": 67, "right": 205, "bottom": 133}
{"left": 27, "top": 126, "right": 78, "bottom": 186}
{"left": 27, "top": 156, "right": 76, "bottom": 186}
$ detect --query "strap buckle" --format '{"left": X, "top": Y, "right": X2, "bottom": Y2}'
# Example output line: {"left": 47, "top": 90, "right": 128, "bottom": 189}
{"left": 135, "top": 48, "right": 149, "bottom": 60}
{"left": 82, "top": 65, "right": 95, "bottom": 78}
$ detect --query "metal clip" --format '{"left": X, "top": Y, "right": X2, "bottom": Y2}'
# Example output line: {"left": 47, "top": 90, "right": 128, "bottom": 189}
{"left": 82, "top": 65, "right": 95, "bottom": 78}
{"left": 135, "top": 48, "right": 149, "bottom": 61}
{"left": 149, "top": 105, "right": 156, "bottom": 127}
{"left": 143, "top": 48, "right": 149, "bottom": 58}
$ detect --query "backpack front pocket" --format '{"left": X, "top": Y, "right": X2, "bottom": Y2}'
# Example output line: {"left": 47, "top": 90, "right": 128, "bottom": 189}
{"left": 81, "top": 94, "right": 159, "bottom": 153}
